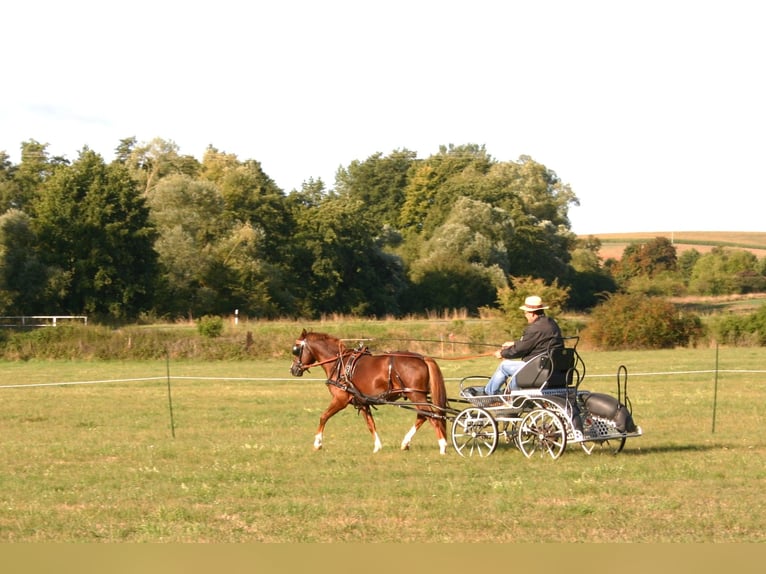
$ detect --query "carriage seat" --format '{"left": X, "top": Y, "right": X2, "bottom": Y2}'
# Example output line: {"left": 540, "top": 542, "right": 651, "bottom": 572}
{"left": 512, "top": 345, "right": 578, "bottom": 391}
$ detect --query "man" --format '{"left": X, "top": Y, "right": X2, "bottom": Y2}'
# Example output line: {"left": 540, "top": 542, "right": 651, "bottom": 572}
{"left": 483, "top": 295, "right": 563, "bottom": 395}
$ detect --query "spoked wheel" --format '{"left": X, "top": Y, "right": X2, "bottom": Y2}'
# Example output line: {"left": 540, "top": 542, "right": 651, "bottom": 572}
{"left": 518, "top": 408, "right": 567, "bottom": 459}
{"left": 580, "top": 416, "right": 627, "bottom": 455}
{"left": 581, "top": 436, "right": 626, "bottom": 455}
{"left": 451, "top": 407, "right": 498, "bottom": 457}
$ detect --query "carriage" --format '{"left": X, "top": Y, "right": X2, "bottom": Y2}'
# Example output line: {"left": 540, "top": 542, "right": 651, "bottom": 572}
{"left": 452, "top": 336, "right": 643, "bottom": 459}
{"left": 289, "top": 330, "right": 642, "bottom": 458}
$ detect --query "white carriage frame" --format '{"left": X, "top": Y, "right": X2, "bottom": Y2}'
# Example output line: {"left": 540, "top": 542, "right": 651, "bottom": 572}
{"left": 451, "top": 337, "right": 643, "bottom": 458}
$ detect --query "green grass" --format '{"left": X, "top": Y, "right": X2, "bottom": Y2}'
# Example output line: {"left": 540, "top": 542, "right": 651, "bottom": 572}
{"left": 1, "top": 347, "right": 765, "bottom": 542}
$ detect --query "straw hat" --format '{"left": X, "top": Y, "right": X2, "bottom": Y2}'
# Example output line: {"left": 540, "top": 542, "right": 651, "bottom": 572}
{"left": 519, "top": 295, "right": 549, "bottom": 312}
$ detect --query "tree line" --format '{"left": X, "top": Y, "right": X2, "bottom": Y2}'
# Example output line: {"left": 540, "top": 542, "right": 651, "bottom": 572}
{"left": 1, "top": 138, "right": 764, "bottom": 324}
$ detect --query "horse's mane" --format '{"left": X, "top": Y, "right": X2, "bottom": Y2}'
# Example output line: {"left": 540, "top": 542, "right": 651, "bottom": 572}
{"left": 306, "top": 331, "right": 346, "bottom": 351}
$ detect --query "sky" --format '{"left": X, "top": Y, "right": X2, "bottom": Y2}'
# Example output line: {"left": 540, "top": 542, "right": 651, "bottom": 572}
{"left": 2, "top": 0, "right": 764, "bottom": 235}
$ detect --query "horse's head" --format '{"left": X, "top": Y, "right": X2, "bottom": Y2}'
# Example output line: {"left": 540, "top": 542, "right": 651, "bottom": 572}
{"left": 289, "top": 329, "right": 313, "bottom": 377}
{"left": 290, "top": 329, "right": 345, "bottom": 376}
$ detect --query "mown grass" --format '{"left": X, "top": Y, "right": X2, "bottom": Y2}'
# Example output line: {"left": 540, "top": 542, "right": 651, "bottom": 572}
{"left": 1, "top": 346, "right": 764, "bottom": 542}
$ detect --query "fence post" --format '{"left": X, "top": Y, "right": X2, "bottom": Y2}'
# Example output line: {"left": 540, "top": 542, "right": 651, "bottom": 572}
{"left": 711, "top": 343, "right": 719, "bottom": 434}
{"left": 166, "top": 349, "right": 176, "bottom": 438}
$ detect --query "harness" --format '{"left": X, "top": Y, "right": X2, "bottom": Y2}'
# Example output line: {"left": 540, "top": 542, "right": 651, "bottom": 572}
{"left": 331, "top": 349, "right": 420, "bottom": 411}
{"left": 294, "top": 339, "right": 414, "bottom": 408}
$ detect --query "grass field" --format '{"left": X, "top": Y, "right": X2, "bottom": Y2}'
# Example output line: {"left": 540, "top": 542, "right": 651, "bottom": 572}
{"left": 1, "top": 345, "right": 765, "bottom": 543}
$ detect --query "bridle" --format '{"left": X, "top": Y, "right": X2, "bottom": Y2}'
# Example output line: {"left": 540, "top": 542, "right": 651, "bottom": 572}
{"left": 290, "top": 338, "right": 341, "bottom": 375}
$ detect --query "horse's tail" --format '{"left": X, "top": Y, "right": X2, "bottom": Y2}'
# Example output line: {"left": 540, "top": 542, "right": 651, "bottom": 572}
{"left": 424, "top": 356, "right": 447, "bottom": 434}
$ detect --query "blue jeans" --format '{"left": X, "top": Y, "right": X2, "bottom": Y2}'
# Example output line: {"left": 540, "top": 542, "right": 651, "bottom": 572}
{"left": 484, "top": 360, "right": 525, "bottom": 395}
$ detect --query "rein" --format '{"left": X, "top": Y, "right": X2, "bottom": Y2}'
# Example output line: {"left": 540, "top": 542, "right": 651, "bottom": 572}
{"left": 437, "top": 351, "right": 496, "bottom": 360}
{"left": 298, "top": 355, "right": 339, "bottom": 372}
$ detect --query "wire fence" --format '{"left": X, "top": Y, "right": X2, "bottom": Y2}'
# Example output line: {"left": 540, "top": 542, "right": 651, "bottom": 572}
{"left": 2, "top": 369, "right": 764, "bottom": 390}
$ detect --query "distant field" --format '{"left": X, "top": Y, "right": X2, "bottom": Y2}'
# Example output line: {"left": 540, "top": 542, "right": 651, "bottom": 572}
{"left": 580, "top": 231, "right": 766, "bottom": 261}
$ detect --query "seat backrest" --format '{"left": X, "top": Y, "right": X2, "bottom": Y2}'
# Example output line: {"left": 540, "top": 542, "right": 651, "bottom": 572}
{"left": 513, "top": 340, "right": 579, "bottom": 390}
{"left": 545, "top": 346, "right": 576, "bottom": 389}
{"left": 514, "top": 353, "right": 552, "bottom": 389}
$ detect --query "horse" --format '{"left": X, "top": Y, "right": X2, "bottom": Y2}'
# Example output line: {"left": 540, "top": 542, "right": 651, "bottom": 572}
{"left": 289, "top": 329, "right": 448, "bottom": 454}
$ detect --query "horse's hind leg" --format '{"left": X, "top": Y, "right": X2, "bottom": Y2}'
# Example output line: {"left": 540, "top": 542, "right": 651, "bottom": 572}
{"left": 401, "top": 416, "right": 426, "bottom": 451}
{"left": 429, "top": 415, "right": 448, "bottom": 455}
{"left": 401, "top": 414, "right": 447, "bottom": 454}
{"left": 359, "top": 406, "right": 383, "bottom": 453}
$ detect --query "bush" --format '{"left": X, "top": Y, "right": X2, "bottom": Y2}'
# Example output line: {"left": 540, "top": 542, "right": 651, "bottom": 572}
{"left": 197, "top": 315, "right": 224, "bottom": 338}
{"left": 585, "top": 293, "right": 704, "bottom": 350}
{"left": 712, "top": 305, "right": 766, "bottom": 346}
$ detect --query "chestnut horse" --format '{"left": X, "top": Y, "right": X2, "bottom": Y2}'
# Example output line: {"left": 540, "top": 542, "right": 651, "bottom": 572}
{"left": 289, "top": 329, "right": 448, "bottom": 454}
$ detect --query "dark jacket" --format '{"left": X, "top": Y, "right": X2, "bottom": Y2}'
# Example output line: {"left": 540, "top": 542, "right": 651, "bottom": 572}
{"left": 500, "top": 315, "right": 563, "bottom": 360}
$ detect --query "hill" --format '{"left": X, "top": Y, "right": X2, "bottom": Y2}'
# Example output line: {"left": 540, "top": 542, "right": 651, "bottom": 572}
{"left": 579, "top": 231, "right": 766, "bottom": 261}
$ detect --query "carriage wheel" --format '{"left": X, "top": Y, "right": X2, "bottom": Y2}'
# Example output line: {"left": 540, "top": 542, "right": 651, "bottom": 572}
{"left": 518, "top": 408, "right": 567, "bottom": 459}
{"left": 580, "top": 416, "right": 627, "bottom": 455}
{"left": 581, "top": 436, "right": 627, "bottom": 455}
{"left": 451, "top": 407, "right": 498, "bottom": 457}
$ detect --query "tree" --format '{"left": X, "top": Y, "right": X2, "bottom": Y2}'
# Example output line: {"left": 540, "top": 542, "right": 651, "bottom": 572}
{"left": 0, "top": 209, "right": 49, "bottom": 314}
{"left": 290, "top": 194, "right": 407, "bottom": 317}
{"left": 473, "top": 156, "right": 578, "bottom": 283}
{"left": 5, "top": 140, "right": 66, "bottom": 214}
{"left": 405, "top": 256, "right": 499, "bottom": 315}
{"left": 334, "top": 149, "right": 417, "bottom": 230}
{"left": 677, "top": 248, "right": 701, "bottom": 283}
{"left": 148, "top": 173, "right": 287, "bottom": 318}
{"left": 406, "top": 197, "right": 511, "bottom": 313}
{"left": 613, "top": 236, "right": 678, "bottom": 284}
{"left": 122, "top": 137, "right": 200, "bottom": 195}
{"left": 399, "top": 144, "right": 493, "bottom": 236}
{"left": 32, "top": 149, "right": 158, "bottom": 319}
{"left": 688, "top": 247, "right": 764, "bottom": 295}
{"left": 215, "top": 157, "right": 295, "bottom": 260}
{"left": 147, "top": 174, "right": 226, "bottom": 316}
{"left": 0, "top": 151, "right": 20, "bottom": 213}
{"left": 201, "top": 222, "right": 281, "bottom": 318}
{"left": 566, "top": 239, "right": 618, "bottom": 309}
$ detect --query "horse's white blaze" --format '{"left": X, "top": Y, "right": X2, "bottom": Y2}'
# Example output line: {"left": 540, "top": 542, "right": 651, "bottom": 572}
{"left": 400, "top": 425, "right": 418, "bottom": 450}
{"left": 373, "top": 432, "right": 383, "bottom": 453}
{"left": 313, "top": 433, "right": 323, "bottom": 450}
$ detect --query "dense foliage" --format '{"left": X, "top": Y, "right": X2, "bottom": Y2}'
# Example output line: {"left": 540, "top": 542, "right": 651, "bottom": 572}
{"left": 0, "top": 140, "right": 580, "bottom": 320}
{"left": 2, "top": 138, "right": 766, "bottom": 349}
{"left": 585, "top": 293, "right": 704, "bottom": 350}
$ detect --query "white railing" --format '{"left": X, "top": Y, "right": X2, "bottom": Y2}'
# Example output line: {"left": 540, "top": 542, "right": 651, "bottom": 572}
{"left": 0, "top": 315, "right": 88, "bottom": 327}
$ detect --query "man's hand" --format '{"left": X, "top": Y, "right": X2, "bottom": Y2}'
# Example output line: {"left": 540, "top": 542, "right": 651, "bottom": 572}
{"left": 496, "top": 341, "right": 514, "bottom": 358}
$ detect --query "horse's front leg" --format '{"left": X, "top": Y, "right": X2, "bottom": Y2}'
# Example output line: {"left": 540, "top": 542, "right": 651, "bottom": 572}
{"left": 315, "top": 395, "right": 349, "bottom": 451}
{"left": 359, "top": 406, "right": 383, "bottom": 453}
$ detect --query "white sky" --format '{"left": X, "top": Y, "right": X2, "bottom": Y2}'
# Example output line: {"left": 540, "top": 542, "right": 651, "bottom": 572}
{"left": 2, "top": 0, "right": 763, "bottom": 234}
